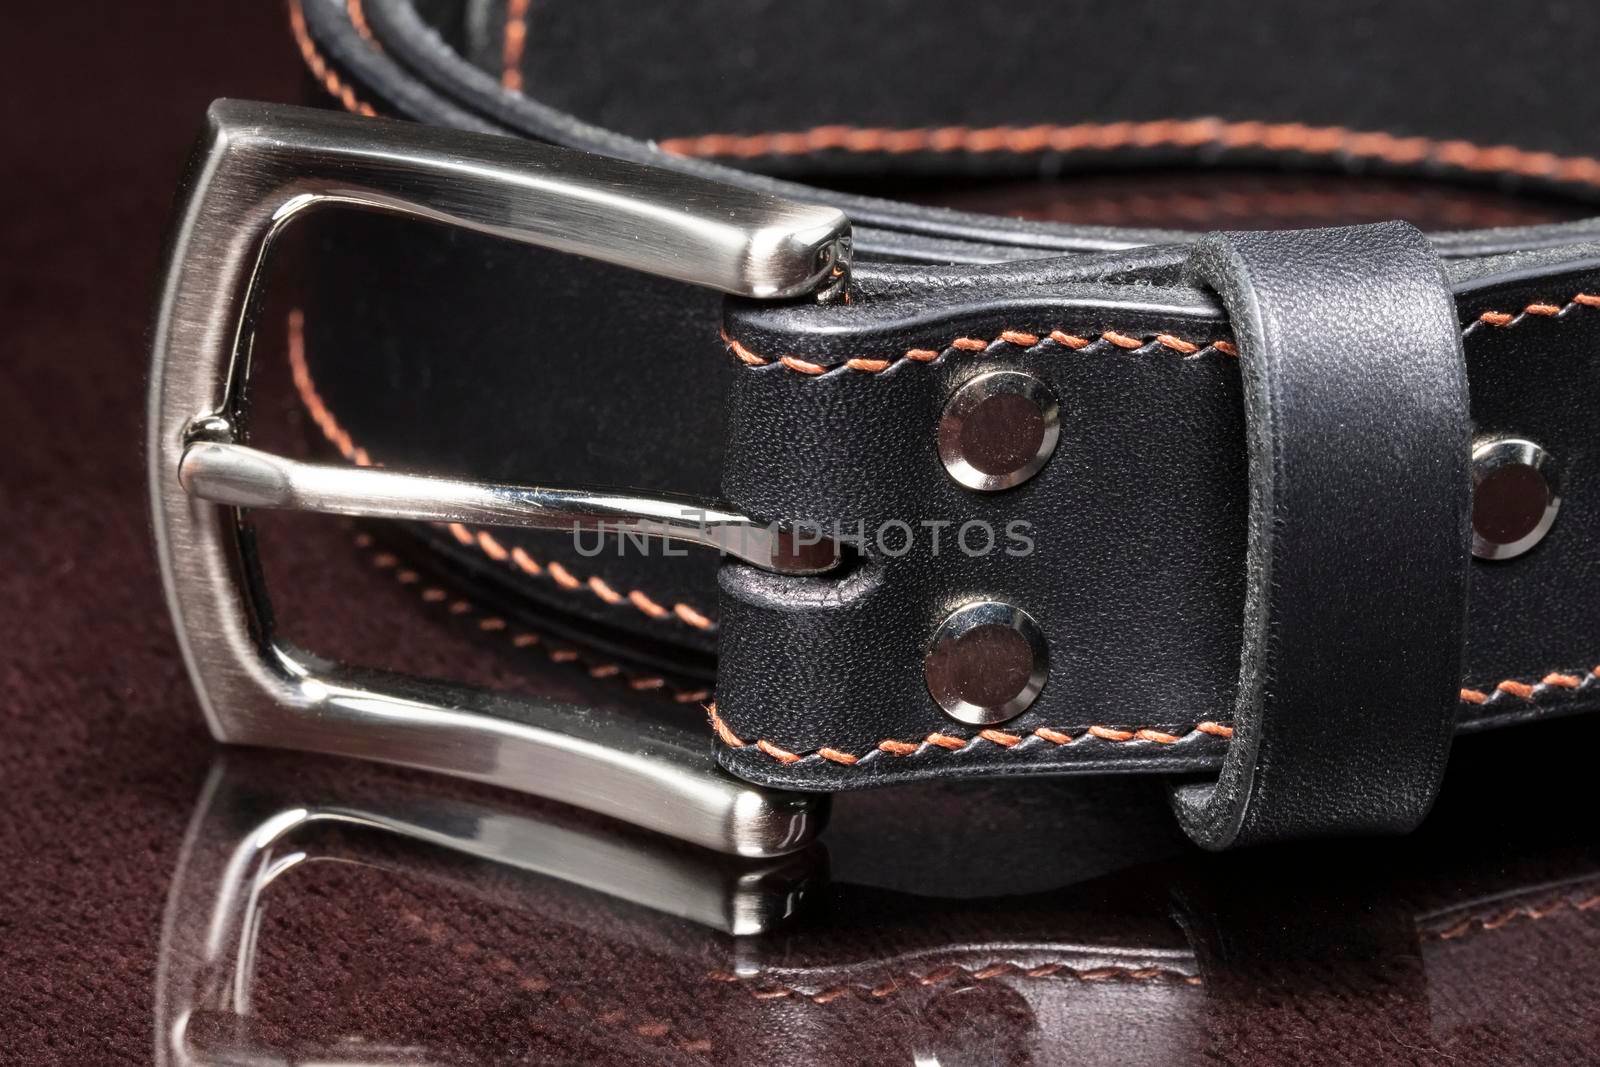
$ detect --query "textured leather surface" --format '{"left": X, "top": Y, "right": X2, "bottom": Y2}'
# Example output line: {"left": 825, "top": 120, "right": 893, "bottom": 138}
{"left": 706, "top": 245, "right": 1600, "bottom": 795}
{"left": 1171, "top": 223, "right": 1468, "bottom": 848}
{"left": 284, "top": 0, "right": 1600, "bottom": 829}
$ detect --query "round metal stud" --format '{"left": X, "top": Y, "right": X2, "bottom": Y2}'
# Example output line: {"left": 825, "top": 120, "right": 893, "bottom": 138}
{"left": 1471, "top": 437, "right": 1560, "bottom": 561}
{"left": 924, "top": 601, "right": 1049, "bottom": 725}
{"left": 938, "top": 371, "right": 1060, "bottom": 491}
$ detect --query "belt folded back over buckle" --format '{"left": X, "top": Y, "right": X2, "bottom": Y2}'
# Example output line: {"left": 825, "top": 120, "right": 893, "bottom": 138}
{"left": 148, "top": 100, "right": 850, "bottom": 856}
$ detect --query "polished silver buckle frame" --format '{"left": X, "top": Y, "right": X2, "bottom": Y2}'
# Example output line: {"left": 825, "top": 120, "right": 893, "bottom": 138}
{"left": 148, "top": 100, "right": 852, "bottom": 857}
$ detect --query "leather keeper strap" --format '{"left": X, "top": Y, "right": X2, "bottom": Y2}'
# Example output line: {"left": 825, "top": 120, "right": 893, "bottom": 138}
{"left": 1173, "top": 222, "right": 1471, "bottom": 849}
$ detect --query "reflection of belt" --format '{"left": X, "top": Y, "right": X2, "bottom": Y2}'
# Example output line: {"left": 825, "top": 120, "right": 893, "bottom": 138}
{"left": 158, "top": 751, "right": 1600, "bottom": 1064}
{"left": 150, "top": 0, "right": 1600, "bottom": 852}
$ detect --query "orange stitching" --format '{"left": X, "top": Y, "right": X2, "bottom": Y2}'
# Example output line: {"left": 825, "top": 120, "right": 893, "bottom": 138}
{"left": 725, "top": 290, "right": 1600, "bottom": 377}
{"left": 345, "top": 0, "right": 373, "bottom": 41}
{"left": 723, "top": 326, "right": 1236, "bottom": 376}
{"left": 756, "top": 739, "right": 802, "bottom": 764}
{"left": 845, "top": 357, "right": 892, "bottom": 372}
{"left": 674, "top": 603, "right": 714, "bottom": 629}
{"left": 1469, "top": 292, "right": 1600, "bottom": 333}
{"left": 709, "top": 661, "right": 1600, "bottom": 763}
{"left": 287, "top": 0, "right": 377, "bottom": 117}
{"left": 287, "top": 310, "right": 372, "bottom": 467}
{"left": 501, "top": 0, "right": 531, "bottom": 92}
{"left": 627, "top": 590, "right": 668, "bottom": 618}
{"left": 476, "top": 530, "right": 509, "bottom": 561}
{"left": 588, "top": 577, "right": 624, "bottom": 605}
{"left": 545, "top": 561, "right": 581, "bottom": 589}
{"left": 659, "top": 119, "right": 1600, "bottom": 189}
{"left": 1432, "top": 889, "right": 1600, "bottom": 941}
{"left": 287, "top": 310, "right": 719, "bottom": 632}
{"left": 706, "top": 704, "right": 1230, "bottom": 765}
{"left": 779, "top": 355, "right": 827, "bottom": 375}
{"left": 356, "top": 531, "right": 709, "bottom": 703}
{"left": 708, "top": 960, "right": 1201, "bottom": 1003}
{"left": 1461, "top": 665, "right": 1600, "bottom": 709}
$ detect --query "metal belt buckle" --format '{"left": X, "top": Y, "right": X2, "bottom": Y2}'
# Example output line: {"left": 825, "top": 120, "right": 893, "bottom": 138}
{"left": 148, "top": 100, "right": 853, "bottom": 857}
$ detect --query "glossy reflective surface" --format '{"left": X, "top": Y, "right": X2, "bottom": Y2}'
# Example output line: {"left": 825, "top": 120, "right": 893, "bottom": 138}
{"left": 147, "top": 731, "right": 1600, "bottom": 1065}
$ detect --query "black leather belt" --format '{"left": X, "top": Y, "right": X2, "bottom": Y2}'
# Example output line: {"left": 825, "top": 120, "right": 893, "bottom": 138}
{"left": 149, "top": 0, "right": 1600, "bottom": 852}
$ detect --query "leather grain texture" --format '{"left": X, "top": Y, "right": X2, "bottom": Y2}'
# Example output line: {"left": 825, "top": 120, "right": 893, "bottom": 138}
{"left": 1172, "top": 223, "right": 1469, "bottom": 848}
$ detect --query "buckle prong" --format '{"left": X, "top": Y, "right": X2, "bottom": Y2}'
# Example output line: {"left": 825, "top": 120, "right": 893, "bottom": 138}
{"left": 179, "top": 439, "right": 841, "bottom": 577}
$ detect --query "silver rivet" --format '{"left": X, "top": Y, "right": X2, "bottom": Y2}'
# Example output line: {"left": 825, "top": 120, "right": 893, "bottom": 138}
{"left": 1471, "top": 437, "right": 1560, "bottom": 561}
{"left": 938, "top": 371, "right": 1059, "bottom": 491}
{"left": 925, "top": 601, "right": 1049, "bottom": 725}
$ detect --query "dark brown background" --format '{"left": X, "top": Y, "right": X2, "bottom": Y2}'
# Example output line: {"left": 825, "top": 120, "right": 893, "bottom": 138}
{"left": 5, "top": 4, "right": 1600, "bottom": 1065}
{"left": 4, "top": 4, "right": 301, "bottom": 1060}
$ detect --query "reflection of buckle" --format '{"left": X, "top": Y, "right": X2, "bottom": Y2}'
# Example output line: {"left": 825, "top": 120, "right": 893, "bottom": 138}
{"left": 149, "top": 101, "right": 851, "bottom": 856}
{"left": 156, "top": 755, "right": 824, "bottom": 1064}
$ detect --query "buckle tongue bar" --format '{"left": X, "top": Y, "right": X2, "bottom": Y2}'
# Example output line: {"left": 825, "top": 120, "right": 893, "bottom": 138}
{"left": 149, "top": 101, "right": 849, "bottom": 855}
{"left": 178, "top": 440, "right": 842, "bottom": 577}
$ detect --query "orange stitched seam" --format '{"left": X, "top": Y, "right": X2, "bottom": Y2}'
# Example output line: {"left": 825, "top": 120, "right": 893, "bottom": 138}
{"left": 1457, "top": 666, "right": 1598, "bottom": 707}
{"left": 659, "top": 119, "right": 1600, "bottom": 188}
{"left": 1430, "top": 887, "right": 1600, "bottom": 942}
{"left": 345, "top": 0, "right": 373, "bottom": 41}
{"left": 707, "top": 961, "right": 1201, "bottom": 1003}
{"left": 355, "top": 530, "right": 712, "bottom": 704}
{"left": 1467, "top": 292, "right": 1600, "bottom": 333}
{"left": 501, "top": 0, "right": 531, "bottom": 92}
{"left": 707, "top": 703, "right": 1233, "bottom": 765}
{"left": 721, "top": 325, "right": 1237, "bottom": 377}
{"left": 723, "top": 290, "right": 1600, "bottom": 377}
{"left": 287, "top": 309, "right": 719, "bottom": 633}
{"left": 287, "top": 0, "right": 377, "bottom": 117}
{"left": 717, "top": 664, "right": 1600, "bottom": 762}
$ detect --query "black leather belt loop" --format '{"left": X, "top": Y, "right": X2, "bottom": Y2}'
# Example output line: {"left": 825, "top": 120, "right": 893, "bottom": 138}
{"left": 1174, "top": 223, "right": 1471, "bottom": 848}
